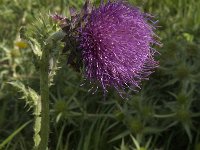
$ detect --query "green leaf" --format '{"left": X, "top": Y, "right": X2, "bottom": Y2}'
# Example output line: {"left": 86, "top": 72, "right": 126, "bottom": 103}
{"left": 29, "top": 38, "right": 42, "bottom": 58}
{"left": 8, "top": 81, "right": 39, "bottom": 109}
{"left": 108, "top": 130, "right": 131, "bottom": 143}
{"left": 0, "top": 120, "right": 32, "bottom": 149}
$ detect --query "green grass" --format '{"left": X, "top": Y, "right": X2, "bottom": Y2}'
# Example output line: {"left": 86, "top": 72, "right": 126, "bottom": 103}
{"left": 0, "top": 0, "right": 200, "bottom": 149}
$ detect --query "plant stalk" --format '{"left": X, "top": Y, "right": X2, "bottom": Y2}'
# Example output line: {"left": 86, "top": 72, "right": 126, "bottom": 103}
{"left": 33, "top": 30, "right": 65, "bottom": 150}
{"left": 38, "top": 46, "right": 49, "bottom": 150}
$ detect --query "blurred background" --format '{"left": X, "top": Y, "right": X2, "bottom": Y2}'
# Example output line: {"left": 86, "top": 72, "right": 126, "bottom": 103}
{"left": 0, "top": 0, "right": 200, "bottom": 149}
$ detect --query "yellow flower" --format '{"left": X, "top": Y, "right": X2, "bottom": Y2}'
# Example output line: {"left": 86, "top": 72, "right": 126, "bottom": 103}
{"left": 15, "top": 41, "right": 28, "bottom": 49}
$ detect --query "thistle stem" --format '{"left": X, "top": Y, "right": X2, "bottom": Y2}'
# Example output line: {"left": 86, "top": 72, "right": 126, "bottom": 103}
{"left": 38, "top": 46, "right": 49, "bottom": 150}
{"left": 33, "top": 30, "right": 65, "bottom": 150}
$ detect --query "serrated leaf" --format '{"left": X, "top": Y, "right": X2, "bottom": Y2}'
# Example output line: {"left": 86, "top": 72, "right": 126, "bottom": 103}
{"left": 8, "top": 81, "right": 26, "bottom": 93}
{"left": 29, "top": 38, "right": 42, "bottom": 57}
{"left": 8, "top": 81, "right": 39, "bottom": 109}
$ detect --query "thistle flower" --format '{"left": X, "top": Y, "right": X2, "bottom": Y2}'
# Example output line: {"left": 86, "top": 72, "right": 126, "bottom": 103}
{"left": 78, "top": 1, "right": 159, "bottom": 94}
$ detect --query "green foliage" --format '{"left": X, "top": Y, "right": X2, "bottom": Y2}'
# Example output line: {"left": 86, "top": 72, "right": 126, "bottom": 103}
{"left": 0, "top": 0, "right": 200, "bottom": 150}
{"left": 0, "top": 120, "right": 32, "bottom": 150}
{"left": 8, "top": 81, "right": 39, "bottom": 109}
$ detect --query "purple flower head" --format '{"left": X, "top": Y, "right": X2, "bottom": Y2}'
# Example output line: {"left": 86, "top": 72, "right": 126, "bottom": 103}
{"left": 78, "top": 1, "right": 159, "bottom": 94}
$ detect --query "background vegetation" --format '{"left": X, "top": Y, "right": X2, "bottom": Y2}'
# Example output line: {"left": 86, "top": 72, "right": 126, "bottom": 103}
{"left": 0, "top": 0, "right": 200, "bottom": 149}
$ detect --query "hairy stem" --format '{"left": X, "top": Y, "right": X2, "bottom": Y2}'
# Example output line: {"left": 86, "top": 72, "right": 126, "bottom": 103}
{"left": 33, "top": 96, "right": 41, "bottom": 149}
{"left": 38, "top": 47, "right": 49, "bottom": 150}
{"left": 33, "top": 30, "right": 65, "bottom": 150}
